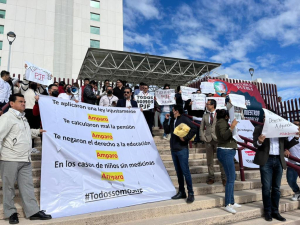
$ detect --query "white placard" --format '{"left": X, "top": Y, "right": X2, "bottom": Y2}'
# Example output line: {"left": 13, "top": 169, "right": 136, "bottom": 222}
{"left": 228, "top": 94, "right": 247, "bottom": 109}
{"left": 191, "top": 94, "right": 206, "bottom": 110}
{"left": 155, "top": 89, "right": 176, "bottom": 105}
{"left": 181, "top": 86, "right": 198, "bottom": 101}
{"left": 200, "top": 82, "right": 216, "bottom": 94}
{"left": 25, "top": 61, "right": 53, "bottom": 86}
{"left": 38, "top": 96, "right": 175, "bottom": 218}
{"left": 229, "top": 106, "right": 243, "bottom": 142}
{"left": 136, "top": 95, "right": 154, "bottom": 110}
{"left": 234, "top": 120, "right": 259, "bottom": 168}
{"left": 262, "top": 108, "right": 299, "bottom": 138}
{"left": 206, "top": 97, "right": 226, "bottom": 109}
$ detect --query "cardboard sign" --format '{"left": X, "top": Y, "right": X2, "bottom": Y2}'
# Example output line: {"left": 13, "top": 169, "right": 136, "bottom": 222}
{"left": 155, "top": 89, "right": 176, "bottom": 105}
{"left": 136, "top": 95, "right": 154, "bottom": 110}
{"left": 25, "top": 61, "right": 53, "bottom": 85}
{"left": 200, "top": 82, "right": 215, "bottom": 94}
{"left": 181, "top": 86, "right": 198, "bottom": 101}
{"left": 229, "top": 94, "right": 247, "bottom": 109}
{"left": 206, "top": 97, "right": 226, "bottom": 109}
{"left": 191, "top": 94, "right": 206, "bottom": 110}
{"left": 262, "top": 108, "right": 299, "bottom": 138}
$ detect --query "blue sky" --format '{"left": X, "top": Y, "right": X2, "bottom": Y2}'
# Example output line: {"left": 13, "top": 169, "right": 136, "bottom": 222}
{"left": 123, "top": 0, "right": 300, "bottom": 101}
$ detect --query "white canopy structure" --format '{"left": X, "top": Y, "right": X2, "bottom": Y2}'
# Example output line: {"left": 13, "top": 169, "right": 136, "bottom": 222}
{"left": 78, "top": 48, "right": 221, "bottom": 88}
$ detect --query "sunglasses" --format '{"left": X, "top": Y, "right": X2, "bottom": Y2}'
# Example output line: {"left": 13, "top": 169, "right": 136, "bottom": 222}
{"left": 124, "top": 91, "right": 130, "bottom": 94}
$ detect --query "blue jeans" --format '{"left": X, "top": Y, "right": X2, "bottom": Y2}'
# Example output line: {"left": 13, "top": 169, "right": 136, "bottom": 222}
{"left": 260, "top": 156, "right": 283, "bottom": 214}
{"left": 160, "top": 112, "right": 170, "bottom": 137}
{"left": 287, "top": 166, "right": 300, "bottom": 193}
{"left": 217, "top": 147, "right": 236, "bottom": 206}
{"left": 171, "top": 149, "right": 194, "bottom": 195}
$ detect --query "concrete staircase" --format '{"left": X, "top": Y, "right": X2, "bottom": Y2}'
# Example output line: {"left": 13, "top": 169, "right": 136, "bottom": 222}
{"left": 0, "top": 127, "right": 299, "bottom": 224}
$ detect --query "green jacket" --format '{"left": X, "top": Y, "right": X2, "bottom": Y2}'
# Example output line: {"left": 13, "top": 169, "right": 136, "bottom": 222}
{"left": 215, "top": 118, "right": 237, "bottom": 149}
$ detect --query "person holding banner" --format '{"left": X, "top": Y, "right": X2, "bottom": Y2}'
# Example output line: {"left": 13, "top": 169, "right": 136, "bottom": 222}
{"left": 215, "top": 109, "right": 240, "bottom": 214}
{"left": 81, "top": 78, "right": 90, "bottom": 102}
{"left": 163, "top": 105, "right": 197, "bottom": 203}
{"left": 200, "top": 99, "right": 226, "bottom": 186}
{"left": 83, "top": 80, "right": 100, "bottom": 105}
{"left": 253, "top": 118, "right": 299, "bottom": 222}
{"left": 58, "top": 84, "right": 78, "bottom": 102}
{"left": 285, "top": 120, "right": 300, "bottom": 201}
{"left": 0, "top": 94, "right": 52, "bottom": 223}
{"left": 117, "top": 87, "right": 138, "bottom": 108}
{"left": 99, "top": 86, "right": 118, "bottom": 107}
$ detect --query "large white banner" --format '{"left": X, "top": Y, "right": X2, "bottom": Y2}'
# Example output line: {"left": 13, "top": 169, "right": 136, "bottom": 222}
{"left": 234, "top": 120, "right": 259, "bottom": 168}
{"left": 155, "top": 89, "right": 176, "bottom": 105}
{"left": 136, "top": 95, "right": 154, "bottom": 110}
{"left": 206, "top": 97, "right": 226, "bottom": 109}
{"left": 181, "top": 86, "right": 198, "bottom": 101}
{"left": 262, "top": 108, "right": 299, "bottom": 138}
{"left": 229, "top": 94, "right": 247, "bottom": 109}
{"left": 192, "top": 94, "right": 206, "bottom": 110}
{"left": 25, "top": 61, "right": 53, "bottom": 86}
{"left": 200, "top": 82, "right": 215, "bottom": 94}
{"left": 38, "top": 97, "right": 175, "bottom": 218}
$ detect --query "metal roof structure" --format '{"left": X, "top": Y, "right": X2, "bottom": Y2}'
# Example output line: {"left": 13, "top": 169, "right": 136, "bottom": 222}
{"left": 78, "top": 48, "right": 221, "bottom": 88}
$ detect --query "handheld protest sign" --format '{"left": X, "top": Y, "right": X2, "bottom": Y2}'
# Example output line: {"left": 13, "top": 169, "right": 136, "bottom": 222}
{"left": 180, "top": 86, "right": 198, "bottom": 101}
{"left": 136, "top": 95, "right": 154, "bottom": 110}
{"left": 262, "top": 108, "right": 299, "bottom": 138}
{"left": 200, "top": 82, "right": 215, "bottom": 94}
{"left": 155, "top": 89, "right": 176, "bottom": 105}
{"left": 191, "top": 94, "right": 206, "bottom": 110}
{"left": 25, "top": 61, "right": 53, "bottom": 86}
{"left": 228, "top": 94, "right": 247, "bottom": 109}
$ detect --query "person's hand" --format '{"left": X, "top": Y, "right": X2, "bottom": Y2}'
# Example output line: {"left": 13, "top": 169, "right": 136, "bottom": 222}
{"left": 154, "top": 96, "right": 157, "bottom": 101}
{"left": 230, "top": 119, "right": 238, "bottom": 130}
{"left": 258, "top": 134, "right": 266, "bottom": 144}
{"left": 179, "top": 90, "right": 182, "bottom": 94}
{"left": 96, "top": 95, "right": 100, "bottom": 99}
{"left": 189, "top": 101, "right": 193, "bottom": 106}
{"left": 229, "top": 99, "right": 231, "bottom": 103}
{"left": 179, "top": 137, "right": 185, "bottom": 142}
{"left": 165, "top": 113, "right": 170, "bottom": 119}
{"left": 284, "top": 149, "right": 290, "bottom": 158}
{"left": 39, "top": 129, "right": 46, "bottom": 133}
{"left": 0, "top": 109, "right": 3, "bottom": 116}
{"left": 35, "top": 95, "right": 39, "bottom": 102}
{"left": 140, "top": 108, "right": 143, "bottom": 112}
{"left": 74, "top": 100, "right": 79, "bottom": 103}
{"left": 24, "top": 64, "right": 28, "bottom": 69}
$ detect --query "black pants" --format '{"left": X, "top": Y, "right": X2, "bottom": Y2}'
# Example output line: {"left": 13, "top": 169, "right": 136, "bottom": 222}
{"left": 25, "top": 109, "right": 41, "bottom": 148}
{"left": 143, "top": 111, "right": 154, "bottom": 135}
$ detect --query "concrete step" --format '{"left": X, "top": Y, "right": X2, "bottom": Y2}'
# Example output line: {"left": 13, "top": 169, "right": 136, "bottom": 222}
{"left": 158, "top": 148, "right": 207, "bottom": 155}
{"left": 119, "top": 198, "right": 300, "bottom": 225}
{"left": 160, "top": 153, "right": 217, "bottom": 161}
{"left": 4, "top": 187, "right": 296, "bottom": 224}
{"left": 163, "top": 159, "right": 219, "bottom": 168}
{"left": 167, "top": 165, "right": 221, "bottom": 176}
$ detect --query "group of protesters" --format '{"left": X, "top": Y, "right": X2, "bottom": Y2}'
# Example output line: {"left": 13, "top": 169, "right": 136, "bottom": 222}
{"left": 0, "top": 70, "right": 300, "bottom": 224}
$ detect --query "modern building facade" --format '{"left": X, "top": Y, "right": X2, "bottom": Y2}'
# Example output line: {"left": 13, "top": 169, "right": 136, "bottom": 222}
{"left": 0, "top": 0, "right": 123, "bottom": 79}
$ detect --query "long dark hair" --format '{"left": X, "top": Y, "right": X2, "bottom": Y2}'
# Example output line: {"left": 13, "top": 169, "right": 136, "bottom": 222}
{"left": 216, "top": 109, "right": 229, "bottom": 120}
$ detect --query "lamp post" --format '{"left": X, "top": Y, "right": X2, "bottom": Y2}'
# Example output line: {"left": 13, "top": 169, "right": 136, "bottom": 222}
{"left": 249, "top": 68, "right": 254, "bottom": 81}
{"left": 7, "top": 31, "right": 16, "bottom": 72}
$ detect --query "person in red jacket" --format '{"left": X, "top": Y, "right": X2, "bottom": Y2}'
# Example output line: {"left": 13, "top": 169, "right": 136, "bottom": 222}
{"left": 81, "top": 78, "right": 90, "bottom": 102}
{"left": 58, "top": 81, "right": 65, "bottom": 94}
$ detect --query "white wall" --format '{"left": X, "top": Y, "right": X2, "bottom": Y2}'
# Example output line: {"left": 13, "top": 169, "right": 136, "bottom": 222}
{"left": 0, "top": 0, "right": 123, "bottom": 79}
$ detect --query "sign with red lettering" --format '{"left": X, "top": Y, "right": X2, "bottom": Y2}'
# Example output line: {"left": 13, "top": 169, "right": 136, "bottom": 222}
{"left": 25, "top": 61, "right": 53, "bottom": 85}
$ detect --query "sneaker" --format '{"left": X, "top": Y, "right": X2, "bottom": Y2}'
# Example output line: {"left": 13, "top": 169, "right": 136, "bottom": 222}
{"left": 224, "top": 204, "right": 236, "bottom": 214}
{"left": 232, "top": 203, "right": 242, "bottom": 208}
{"left": 163, "top": 135, "right": 167, "bottom": 140}
{"left": 31, "top": 148, "right": 40, "bottom": 154}
{"left": 291, "top": 193, "right": 300, "bottom": 201}
{"left": 167, "top": 134, "right": 171, "bottom": 140}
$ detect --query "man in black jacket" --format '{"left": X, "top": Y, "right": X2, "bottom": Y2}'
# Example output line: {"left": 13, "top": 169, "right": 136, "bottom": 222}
{"left": 116, "top": 87, "right": 138, "bottom": 108}
{"left": 164, "top": 105, "right": 197, "bottom": 203}
{"left": 253, "top": 124, "right": 299, "bottom": 222}
{"left": 83, "top": 80, "right": 100, "bottom": 104}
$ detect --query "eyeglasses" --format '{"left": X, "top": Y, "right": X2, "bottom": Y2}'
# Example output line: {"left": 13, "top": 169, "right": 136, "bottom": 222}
{"left": 124, "top": 91, "right": 130, "bottom": 94}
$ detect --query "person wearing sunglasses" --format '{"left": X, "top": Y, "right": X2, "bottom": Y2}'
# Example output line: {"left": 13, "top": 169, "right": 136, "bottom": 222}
{"left": 116, "top": 87, "right": 138, "bottom": 108}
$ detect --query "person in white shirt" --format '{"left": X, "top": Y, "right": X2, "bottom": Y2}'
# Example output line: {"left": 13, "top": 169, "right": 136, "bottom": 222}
{"left": 284, "top": 120, "right": 300, "bottom": 201}
{"left": 0, "top": 71, "right": 11, "bottom": 114}
{"left": 99, "top": 86, "right": 118, "bottom": 107}
{"left": 58, "top": 85, "right": 78, "bottom": 102}
{"left": 138, "top": 84, "right": 154, "bottom": 136}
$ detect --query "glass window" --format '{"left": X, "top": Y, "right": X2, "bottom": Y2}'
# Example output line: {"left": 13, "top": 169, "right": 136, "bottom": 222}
{"left": 90, "top": 13, "right": 100, "bottom": 21}
{"left": 90, "top": 26, "right": 100, "bottom": 35}
{"left": 0, "top": 25, "right": 4, "bottom": 34}
{"left": 90, "top": 0, "right": 100, "bottom": 8}
{"left": 0, "top": 0, "right": 7, "bottom": 4}
{"left": 0, "top": 57, "right": 1, "bottom": 66}
{"left": 90, "top": 40, "right": 100, "bottom": 48}
{"left": 0, "top": 10, "right": 5, "bottom": 19}
{"left": 0, "top": 41, "right": 2, "bottom": 50}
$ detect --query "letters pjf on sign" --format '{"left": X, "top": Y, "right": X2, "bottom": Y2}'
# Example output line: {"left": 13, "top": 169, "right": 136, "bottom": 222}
{"left": 192, "top": 94, "right": 206, "bottom": 110}
{"left": 136, "top": 95, "right": 154, "bottom": 110}
{"left": 206, "top": 97, "right": 226, "bottom": 109}
{"left": 38, "top": 97, "right": 175, "bottom": 218}
{"left": 262, "top": 108, "right": 299, "bottom": 138}
{"left": 181, "top": 86, "right": 198, "bottom": 101}
{"left": 155, "top": 89, "right": 176, "bottom": 105}
{"left": 200, "top": 82, "right": 216, "bottom": 94}
{"left": 228, "top": 94, "right": 247, "bottom": 109}
{"left": 25, "top": 61, "right": 53, "bottom": 86}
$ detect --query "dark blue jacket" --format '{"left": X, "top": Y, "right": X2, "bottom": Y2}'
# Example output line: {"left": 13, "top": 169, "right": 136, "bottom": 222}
{"left": 116, "top": 99, "right": 138, "bottom": 108}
